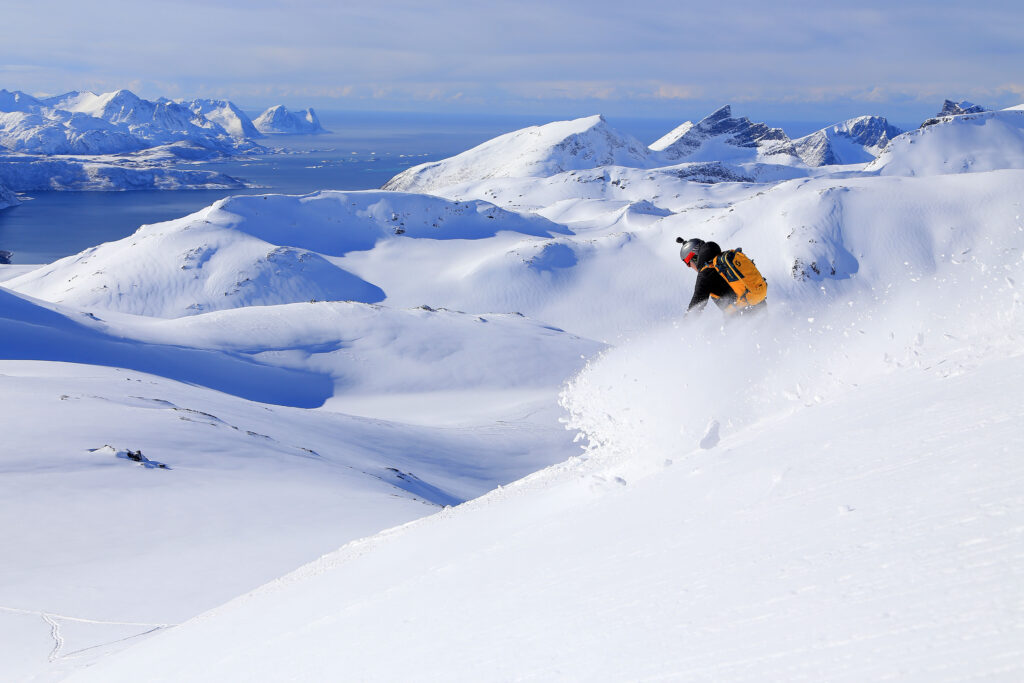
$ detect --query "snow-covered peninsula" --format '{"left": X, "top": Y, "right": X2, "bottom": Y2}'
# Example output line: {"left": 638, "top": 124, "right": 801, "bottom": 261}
{"left": 2, "top": 100, "right": 1023, "bottom": 681}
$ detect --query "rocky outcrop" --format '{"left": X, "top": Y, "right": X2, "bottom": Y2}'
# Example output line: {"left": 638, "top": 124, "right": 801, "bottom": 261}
{"left": 921, "top": 100, "right": 987, "bottom": 128}
{"left": 653, "top": 106, "right": 800, "bottom": 163}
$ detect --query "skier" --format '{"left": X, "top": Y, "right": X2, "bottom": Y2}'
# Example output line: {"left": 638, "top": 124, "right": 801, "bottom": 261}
{"left": 676, "top": 237, "right": 767, "bottom": 316}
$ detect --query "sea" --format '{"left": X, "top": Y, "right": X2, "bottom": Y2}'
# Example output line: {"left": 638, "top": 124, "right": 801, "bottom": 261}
{"left": 0, "top": 111, "right": 833, "bottom": 265}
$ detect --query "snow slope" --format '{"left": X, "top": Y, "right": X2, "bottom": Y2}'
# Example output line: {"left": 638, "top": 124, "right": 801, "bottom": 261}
{"left": 382, "top": 115, "right": 652, "bottom": 193}
{"left": 5, "top": 190, "right": 566, "bottom": 317}
{"left": 868, "top": 109, "right": 1024, "bottom": 175}
{"left": 4, "top": 101, "right": 1024, "bottom": 681}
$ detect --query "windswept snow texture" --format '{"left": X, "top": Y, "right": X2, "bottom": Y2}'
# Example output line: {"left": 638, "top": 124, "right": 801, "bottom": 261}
{"left": 382, "top": 115, "right": 652, "bottom": 192}
{"left": 5, "top": 101, "right": 1024, "bottom": 681}
{"left": 254, "top": 105, "right": 325, "bottom": 134}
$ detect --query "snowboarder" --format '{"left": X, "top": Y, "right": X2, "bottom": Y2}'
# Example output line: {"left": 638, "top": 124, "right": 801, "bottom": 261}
{"left": 676, "top": 237, "right": 767, "bottom": 316}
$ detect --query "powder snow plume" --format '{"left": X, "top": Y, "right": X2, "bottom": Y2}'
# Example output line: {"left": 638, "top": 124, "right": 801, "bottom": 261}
{"left": 561, "top": 195, "right": 1024, "bottom": 479}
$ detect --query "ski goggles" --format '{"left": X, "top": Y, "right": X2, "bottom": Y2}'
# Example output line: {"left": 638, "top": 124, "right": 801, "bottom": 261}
{"left": 683, "top": 251, "right": 698, "bottom": 266}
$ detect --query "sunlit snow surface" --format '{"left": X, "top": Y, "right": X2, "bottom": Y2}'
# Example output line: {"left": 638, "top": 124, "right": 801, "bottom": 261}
{"left": 3, "top": 107, "right": 1024, "bottom": 681}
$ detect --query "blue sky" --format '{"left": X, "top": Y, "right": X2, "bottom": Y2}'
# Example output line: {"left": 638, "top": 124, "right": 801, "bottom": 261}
{"left": 3, "top": 0, "right": 1023, "bottom": 126}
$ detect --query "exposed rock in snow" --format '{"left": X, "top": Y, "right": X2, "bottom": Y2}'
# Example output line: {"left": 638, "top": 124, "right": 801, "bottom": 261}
{"left": 868, "top": 108, "right": 1024, "bottom": 176}
{"left": 653, "top": 105, "right": 801, "bottom": 164}
{"left": 383, "top": 115, "right": 652, "bottom": 193}
{"left": 187, "top": 99, "right": 263, "bottom": 139}
{"left": 254, "top": 105, "right": 325, "bottom": 134}
{"left": 920, "top": 99, "right": 988, "bottom": 127}
{"left": 793, "top": 116, "right": 904, "bottom": 166}
{"left": 665, "top": 161, "right": 755, "bottom": 183}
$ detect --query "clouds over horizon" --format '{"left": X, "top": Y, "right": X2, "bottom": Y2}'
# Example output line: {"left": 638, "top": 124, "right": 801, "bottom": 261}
{"left": 3, "top": 0, "right": 1023, "bottom": 121}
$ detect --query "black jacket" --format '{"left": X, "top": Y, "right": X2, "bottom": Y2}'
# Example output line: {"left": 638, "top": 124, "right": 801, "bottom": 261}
{"left": 687, "top": 241, "right": 736, "bottom": 312}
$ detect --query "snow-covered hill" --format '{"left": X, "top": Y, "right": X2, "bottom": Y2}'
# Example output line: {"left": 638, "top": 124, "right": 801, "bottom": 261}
{"left": 382, "top": 114, "right": 652, "bottom": 193}
{"left": 5, "top": 190, "right": 566, "bottom": 317}
{"left": 4, "top": 100, "right": 1024, "bottom": 681}
{"left": 793, "top": 115, "right": 903, "bottom": 166}
{"left": 254, "top": 105, "right": 325, "bottom": 134}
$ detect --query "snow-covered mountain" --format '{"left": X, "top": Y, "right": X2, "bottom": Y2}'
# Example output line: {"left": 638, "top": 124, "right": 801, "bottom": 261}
{"left": 383, "top": 114, "right": 652, "bottom": 193}
{"left": 650, "top": 105, "right": 802, "bottom": 164}
{"left": 868, "top": 108, "right": 1024, "bottom": 175}
{"left": 4, "top": 100, "right": 1024, "bottom": 681}
{"left": 186, "top": 98, "right": 263, "bottom": 139}
{"left": 0, "top": 88, "right": 265, "bottom": 156}
{"left": 254, "top": 105, "right": 326, "bottom": 134}
{"left": 793, "top": 115, "right": 903, "bottom": 166}
{"left": 0, "top": 88, "right": 43, "bottom": 113}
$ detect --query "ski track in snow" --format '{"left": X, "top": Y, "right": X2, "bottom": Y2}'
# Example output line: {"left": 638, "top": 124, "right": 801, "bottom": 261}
{"left": 0, "top": 605, "right": 174, "bottom": 663}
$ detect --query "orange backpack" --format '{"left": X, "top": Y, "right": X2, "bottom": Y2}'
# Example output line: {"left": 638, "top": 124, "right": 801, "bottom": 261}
{"left": 705, "top": 248, "right": 767, "bottom": 312}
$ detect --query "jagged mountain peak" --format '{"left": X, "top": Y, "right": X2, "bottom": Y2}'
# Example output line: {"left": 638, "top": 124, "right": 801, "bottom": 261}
{"left": 921, "top": 99, "right": 989, "bottom": 127}
{"left": 794, "top": 115, "right": 904, "bottom": 166}
{"left": 654, "top": 105, "right": 798, "bottom": 164}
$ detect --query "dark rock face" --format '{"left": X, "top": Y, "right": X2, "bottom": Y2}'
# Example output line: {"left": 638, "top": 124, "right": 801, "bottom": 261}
{"left": 659, "top": 105, "right": 798, "bottom": 161}
{"left": 794, "top": 116, "right": 904, "bottom": 166}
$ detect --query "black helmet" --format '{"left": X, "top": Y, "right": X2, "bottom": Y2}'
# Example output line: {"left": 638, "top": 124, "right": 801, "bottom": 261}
{"left": 676, "top": 237, "right": 704, "bottom": 265}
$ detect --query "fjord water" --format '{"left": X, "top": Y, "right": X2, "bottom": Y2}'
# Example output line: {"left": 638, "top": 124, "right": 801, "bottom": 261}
{"left": 0, "top": 110, "right": 827, "bottom": 264}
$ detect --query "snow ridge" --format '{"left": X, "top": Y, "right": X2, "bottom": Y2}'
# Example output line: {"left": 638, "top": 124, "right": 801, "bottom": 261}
{"left": 382, "top": 115, "right": 652, "bottom": 193}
